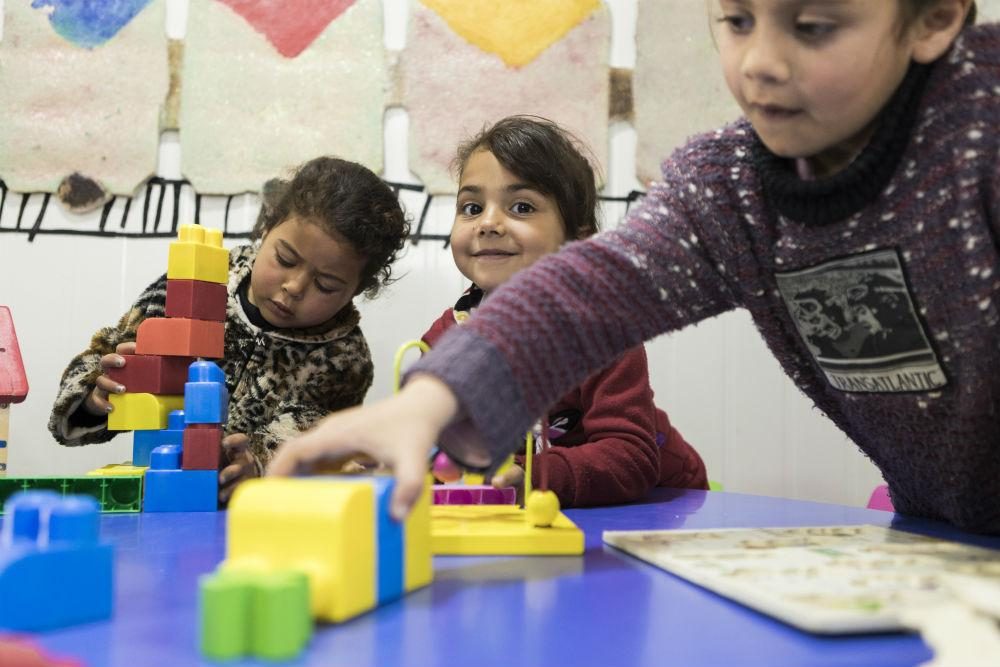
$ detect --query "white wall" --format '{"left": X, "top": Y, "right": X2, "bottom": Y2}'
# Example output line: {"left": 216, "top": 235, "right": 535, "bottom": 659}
{"left": 0, "top": 0, "right": 902, "bottom": 507}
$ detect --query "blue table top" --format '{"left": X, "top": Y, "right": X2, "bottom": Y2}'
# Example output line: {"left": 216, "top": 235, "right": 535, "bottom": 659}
{"left": 20, "top": 489, "right": 1000, "bottom": 667}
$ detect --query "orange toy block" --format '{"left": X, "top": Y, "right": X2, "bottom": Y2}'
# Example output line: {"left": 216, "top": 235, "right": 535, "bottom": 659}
{"left": 135, "top": 318, "right": 224, "bottom": 359}
{"left": 182, "top": 425, "right": 223, "bottom": 470}
{"left": 166, "top": 280, "right": 227, "bottom": 322}
{"left": 167, "top": 224, "right": 229, "bottom": 285}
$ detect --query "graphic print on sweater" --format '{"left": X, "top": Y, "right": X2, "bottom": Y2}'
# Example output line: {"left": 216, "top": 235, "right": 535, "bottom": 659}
{"left": 775, "top": 249, "right": 946, "bottom": 393}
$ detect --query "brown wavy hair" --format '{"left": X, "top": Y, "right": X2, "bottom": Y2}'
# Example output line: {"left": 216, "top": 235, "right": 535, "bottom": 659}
{"left": 452, "top": 116, "right": 601, "bottom": 241}
{"left": 252, "top": 157, "right": 409, "bottom": 298}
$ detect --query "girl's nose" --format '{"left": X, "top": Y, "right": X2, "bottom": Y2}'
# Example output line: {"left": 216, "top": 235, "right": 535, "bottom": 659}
{"left": 477, "top": 207, "right": 504, "bottom": 236}
{"left": 282, "top": 272, "right": 308, "bottom": 298}
{"left": 741, "top": 33, "right": 791, "bottom": 84}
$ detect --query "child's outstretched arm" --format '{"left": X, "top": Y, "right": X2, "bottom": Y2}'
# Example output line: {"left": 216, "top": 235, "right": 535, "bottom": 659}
{"left": 269, "top": 374, "right": 460, "bottom": 520}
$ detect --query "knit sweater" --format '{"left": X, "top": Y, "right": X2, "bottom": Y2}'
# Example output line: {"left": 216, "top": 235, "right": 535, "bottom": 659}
{"left": 421, "top": 288, "right": 707, "bottom": 507}
{"left": 411, "top": 25, "right": 1000, "bottom": 533}
{"left": 49, "top": 244, "right": 373, "bottom": 471}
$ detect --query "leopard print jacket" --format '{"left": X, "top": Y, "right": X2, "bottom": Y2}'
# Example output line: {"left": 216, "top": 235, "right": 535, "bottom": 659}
{"left": 48, "top": 244, "right": 373, "bottom": 472}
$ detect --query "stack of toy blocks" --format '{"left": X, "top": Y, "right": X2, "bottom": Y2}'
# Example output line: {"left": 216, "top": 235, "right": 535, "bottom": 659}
{"left": 198, "top": 476, "right": 433, "bottom": 661}
{"left": 143, "top": 360, "right": 228, "bottom": 512}
{"left": 107, "top": 224, "right": 228, "bottom": 469}
{"left": 0, "top": 492, "right": 113, "bottom": 631}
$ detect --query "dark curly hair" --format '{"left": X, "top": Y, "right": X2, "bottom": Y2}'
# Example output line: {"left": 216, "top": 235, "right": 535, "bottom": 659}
{"left": 252, "top": 157, "right": 409, "bottom": 298}
{"left": 899, "top": 0, "right": 976, "bottom": 30}
{"left": 452, "top": 115, "right": 601, "bottom": 241}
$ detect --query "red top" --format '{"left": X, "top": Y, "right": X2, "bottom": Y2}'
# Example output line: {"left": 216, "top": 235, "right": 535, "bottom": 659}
{"left": 422, "top": 297, "right": 706, "bottom": 507}
{"left": 0, "top": 306, "right": 29, "bottom": 404}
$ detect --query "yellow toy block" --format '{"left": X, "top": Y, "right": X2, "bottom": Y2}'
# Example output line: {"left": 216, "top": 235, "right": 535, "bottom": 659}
{"left": 107, "top": 393, "right": 184, "bottom": 431}
{"left": 431, "top": 505, "right": 584, "bottom": 556}
{"left": 404, "top": 477, "right": 433, "bottom": 592}
{"left": 225, "top": 478, "right": 377, "bottom": 623}
{"left": 86, "top": 464, "right": 149, "bottom": 477}
{"left": 167, "top": 224, "right": 229, "bottom": 284}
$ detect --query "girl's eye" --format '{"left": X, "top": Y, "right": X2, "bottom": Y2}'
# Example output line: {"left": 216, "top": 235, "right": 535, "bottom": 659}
{"left": 276, "top": 253, "right": 295, "bottom": 268}
{"left": 460, "top": 202, "right": 482, "bottom": 216}
{"left": 795, "top": 21, "right": 836, "bottom": 40}
{"left": 512, "top": 202, "right": 535, "bottom": 215}
{"left": 315, "top": 281, "right": 338, "bottom": 294}
{"left": 717, "top": 14, "right": 753, "bottom": 34}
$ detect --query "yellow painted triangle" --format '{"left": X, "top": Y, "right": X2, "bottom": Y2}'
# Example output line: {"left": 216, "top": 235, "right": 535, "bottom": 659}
{"left": 421, "top": 0, "right": 601, "bottom": 68}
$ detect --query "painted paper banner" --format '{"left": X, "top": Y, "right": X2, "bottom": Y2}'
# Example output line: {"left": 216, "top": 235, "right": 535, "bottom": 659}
{"left": 0, "top": 0, "right": 167, "bottom": 195}
{"left": 403, "top": 0, "right": 609, "bottom": 194}
{"left": 180, "top": 0, "right": 385, "bottom": 194}
{"left": 634, "top": 0, "right": 740, "bottom": 185}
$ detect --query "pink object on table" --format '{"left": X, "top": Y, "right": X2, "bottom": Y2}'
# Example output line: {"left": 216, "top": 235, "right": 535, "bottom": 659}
{"left": 431, "top": 451, "right": 463, "bottom": 483}
{"left": 866, "top": 485, "right": 895, "bottom": 512}
{"left": 433, "top": 485, "right": 517, "bottom": 505}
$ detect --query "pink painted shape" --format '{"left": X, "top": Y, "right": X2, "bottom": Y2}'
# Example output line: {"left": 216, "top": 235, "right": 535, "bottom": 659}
{"left": 0, "top": 306, "right": 29, "bottom": 404}
{"left": 216, "top": 0, "right": 356, "bottom": 58}
{"left": 866, "top": 485, "right": 895, "bottom": 512}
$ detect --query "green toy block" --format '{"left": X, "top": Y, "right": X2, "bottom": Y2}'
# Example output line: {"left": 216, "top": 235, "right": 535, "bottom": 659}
{"left": 0, "top": 476, "right": 143, "bottom": 514}
{"left": 200, "top": 569, "right": 311, "bottom": 662}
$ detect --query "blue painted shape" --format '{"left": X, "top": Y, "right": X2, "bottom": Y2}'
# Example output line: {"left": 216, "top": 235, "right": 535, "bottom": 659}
{"left": 371, "top": 477, "right": 403, "bottom": 604}
{"left": 0, "top": 492, "right": 113, "bottom": 631}
{"left": 143, "top": 469, "right": 217, "bottom": 513}
{"left": 133, "top": 410, "right": 186, "bottom": 467}
{"left": 184, "top": 362, "right": 228, "bottom": 425}
{"left": 31, "top": 0, "right": 155, "bottom": 49}
{"left": 0, "top": 440, "right": 6, "bottom": 449}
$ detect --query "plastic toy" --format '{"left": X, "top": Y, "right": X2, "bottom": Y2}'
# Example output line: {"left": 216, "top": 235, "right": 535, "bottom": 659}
{"left": 0, "top": 306, "right": 28, "bottom": 475}
{"left": 393, "top": 340, "right": 584, "bottom": 556}
{"left": 183, "top": 361, "right": 228, "bottom": 424}
{"left": 0, "top": 476, "right": 142, "bottom": 514}
{"left": 143, "top": 445, "right": 217, "bottom": 512}
{"left": 432, "top": 484, "right": 516, "bottom": 505}
{"left": 217, "top": 475, "right": 432, "bottom": 623}
{"left": 167, "top": 224, "right": 229, "bottom": 284}
{"left": 134, "top": 317, "right": 224, "bottom": 359}
{"left": 105, "top": 354, "right": 192, "bottom": 394}
{"left": 132, "top": 410, "right": 186, "bottom": 467}
{"left": 0, "top": 492, "right": 113, "bottom": 631}
{"left": 165, "top": 279, "right": 227, "bottom": 321}
{"left": 182, "top": 425, "right": 222, "bottom": 470}
{"left": 107, "top": 393, "right": 184, "bottom": 431}
{"left": 0, "top": 635, "right": 84, "bottom": 667}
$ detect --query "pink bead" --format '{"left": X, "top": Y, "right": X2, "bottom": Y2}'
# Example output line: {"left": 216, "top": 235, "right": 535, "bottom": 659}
{"left": 432, "top": 451, "right": 462, "bottom": 483}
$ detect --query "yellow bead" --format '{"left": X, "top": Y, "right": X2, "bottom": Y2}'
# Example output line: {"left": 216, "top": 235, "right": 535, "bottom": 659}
{"left": 525, "top": 490, "right": 560, "bottom": 527}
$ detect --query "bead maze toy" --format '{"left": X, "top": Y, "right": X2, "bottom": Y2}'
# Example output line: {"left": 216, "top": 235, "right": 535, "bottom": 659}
{"left": 395, "top": 340, "right": 584, "bottom": 556}
{"left": 0, "top": 306, "right": 29, "bottom": 476}
{"left": 197, "top": 475, "right": 433, "bottom": 661}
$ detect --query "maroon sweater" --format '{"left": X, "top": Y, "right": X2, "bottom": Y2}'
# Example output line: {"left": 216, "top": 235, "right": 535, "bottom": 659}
{"left": 422, "top": 291, "right": 707, "bottom": 507}
{"left": 411, "top": 25, "right": 1000, "bottom": 533}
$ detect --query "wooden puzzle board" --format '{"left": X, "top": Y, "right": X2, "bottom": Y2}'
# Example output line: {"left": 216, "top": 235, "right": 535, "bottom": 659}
{"left": 603, "top": 524, "right": 1000, "bottom": 634}
{"left": 431, "top": 505, "right": 584, "bottom": 556}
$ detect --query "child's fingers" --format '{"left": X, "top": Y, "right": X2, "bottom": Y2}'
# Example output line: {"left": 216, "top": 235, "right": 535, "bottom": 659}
{"left": 115, "top": 341, "right": 137, "bottom": 356}
{"left": 491, "top": 465, "right": 525, "bottom": 489}
{"left": 95, "top": 375, "right": 125, "bottom": 395}
{"left": 218, "top": 462, "right": 244, "bottom": 487}
{"left": 222, "top": 433, "right": 250, "bottom": 455}
{"left": 99, "top": 352, "right": 126, "bottom": 371}
{"left": 267, "top": 426, "right": 359, "bottom": 477}
{"left": 389, "top": 447, "right": 431, "bottom": 521}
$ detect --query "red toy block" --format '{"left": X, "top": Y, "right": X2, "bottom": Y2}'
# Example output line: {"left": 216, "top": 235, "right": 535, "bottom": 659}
{"left": 166, "top": 280, "right": 227, "bottom": 322}
{"left": 0, "top": 635, "right": 83, "bottom": 667}
{"left": 182, "top": 425, "right": 223, "bottom": 470}
{"left": 135, "top": 318, "right": 224, "bottom": 359}
{"left": 0, "top": 306, "right": 28, "bottom": 404}
{"left": 106, "top": 355, "right": 194, "bottom": 394}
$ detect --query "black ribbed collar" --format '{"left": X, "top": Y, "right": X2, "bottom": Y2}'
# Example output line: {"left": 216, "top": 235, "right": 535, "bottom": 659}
{"left": 753, "top": 62, "right": 933, "bottom": 226}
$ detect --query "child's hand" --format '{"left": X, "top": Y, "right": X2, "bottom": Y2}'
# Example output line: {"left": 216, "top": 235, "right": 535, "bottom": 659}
{"left": 219, "top": 433, "right": 260, "bottom": 502}
{"left": 491, "top": 464, "right": 526, "bottom": 505}
{"left": 82, "top": 342, "right": 136, "bottom": 416}
{"left": 269, "top": 375, "right": 459, "bottom": 520}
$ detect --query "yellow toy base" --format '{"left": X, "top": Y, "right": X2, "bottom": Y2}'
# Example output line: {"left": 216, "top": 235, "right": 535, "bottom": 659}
{"left": 431, "top": 505, "right": 584, "bottom": 555}
{"left": 87, "top": 464, "right": 149, "bottom": 477}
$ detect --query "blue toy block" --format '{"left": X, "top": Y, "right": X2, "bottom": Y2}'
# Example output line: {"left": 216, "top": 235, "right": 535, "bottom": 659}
{"left": 143, "top": 444, "right": 217, "bottom": 512}
{"left": 372, "top": 477, "right": 404, "bottom": 604}
{"left": 132, "top": 410, "right": 186, "bottom": 466}
{"left": 184, "top": 361, "right": 229, "bottom": 425}
{"left": 0, "top": 492, "right": 113, "bottom": 631}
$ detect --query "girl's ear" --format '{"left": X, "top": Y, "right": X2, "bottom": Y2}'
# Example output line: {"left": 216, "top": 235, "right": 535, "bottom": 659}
{"left": 909, "top": 0, "right": 974, "bottom": 64}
